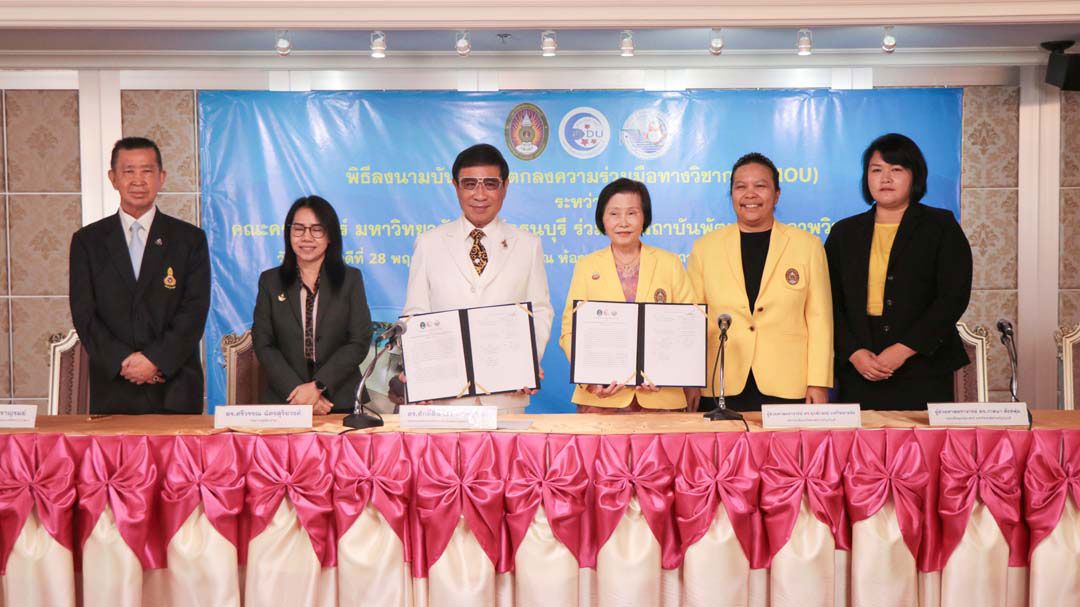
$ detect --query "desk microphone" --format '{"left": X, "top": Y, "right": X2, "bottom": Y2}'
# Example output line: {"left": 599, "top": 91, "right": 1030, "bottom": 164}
{"left": 706, "top": 313, "right": 746, "bottom": 428}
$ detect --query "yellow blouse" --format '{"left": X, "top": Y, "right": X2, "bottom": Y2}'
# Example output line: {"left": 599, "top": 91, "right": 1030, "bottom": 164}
{"left": 867, "top": 223, "right": 899, "bottom": 316}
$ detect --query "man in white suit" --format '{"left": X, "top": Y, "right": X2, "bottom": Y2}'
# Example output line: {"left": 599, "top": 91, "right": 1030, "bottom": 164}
{"left": 403, "top": 143, "right": 554, "bottom": 413}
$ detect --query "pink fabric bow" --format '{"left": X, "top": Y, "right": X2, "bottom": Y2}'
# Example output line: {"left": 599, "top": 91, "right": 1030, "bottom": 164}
{"left": 246, "top": 434, "right": 335, "bottom": 567}
{"left": 414, "top": 433, "right": 504, "bottom": 575}
{"left": 844, "top": 429, "right": 928, "bottom": 562}
{"left": 760, "top": 431, "right": 848, "bottom": 564}
{"left": 76, "top": 436, "right": 161, "bottom": 569}
{"left": 674, "top": 433, "right": 761, "bottom": 567}
{"left": 1025, "top": 430, "right": 1080, "bottom": 560}
{"left": 938, "top": 429, "right": 1024, "bottom": 566}
{"left": 333, "top": 433, "right": 412, "bottom": 554}
{"left": 0, "top": 435, "right": 76, "bottom": 574}
{"left": 505, "top": 434, "right": 589, "bottom": 568}
{"left": 593, "top": 435, "right": 678, "bottom": 569}
{"left": 160, "top": 434, "right": 245, "bottom": 552}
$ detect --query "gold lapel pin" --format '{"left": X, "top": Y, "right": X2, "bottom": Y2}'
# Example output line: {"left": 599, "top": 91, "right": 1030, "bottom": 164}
{"left": 163, "top": 267, "right": 177, "bottom": 289}
{"left": 277, "top": 293, "right": 287, "bottom": 302}
{"left": 154, "top": 238, "right": 163, "bottom": 246}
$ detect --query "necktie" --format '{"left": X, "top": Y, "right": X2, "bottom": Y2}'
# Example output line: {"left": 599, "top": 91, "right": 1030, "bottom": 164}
{"left": 469, "top": 228, "right": 488, "bottom": 275}
{"left": 129, "top": 222, "right": 145, "bottom": 279}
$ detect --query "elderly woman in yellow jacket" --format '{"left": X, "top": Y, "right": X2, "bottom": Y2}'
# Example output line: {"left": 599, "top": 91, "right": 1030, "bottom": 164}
{"left": 687, "top": 152, "right": 833, "bottom": 411}
{"left": 559, "top": 178, "right": 695, "bottom": 413}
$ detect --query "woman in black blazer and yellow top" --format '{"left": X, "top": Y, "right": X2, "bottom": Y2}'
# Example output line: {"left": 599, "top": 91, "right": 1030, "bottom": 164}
{"left": 559, "top": 179, "right": 695, "bottom": 412}
{"left": 825, "top": 133, "right": 972, "bottom": 409}
{"left": 252, "top": 195, "right": 373, "bottom": 414}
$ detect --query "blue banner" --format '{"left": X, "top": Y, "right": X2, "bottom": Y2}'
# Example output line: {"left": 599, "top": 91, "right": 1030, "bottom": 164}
{"left": 199, "top": 88, "right": 962, "bottom": 412}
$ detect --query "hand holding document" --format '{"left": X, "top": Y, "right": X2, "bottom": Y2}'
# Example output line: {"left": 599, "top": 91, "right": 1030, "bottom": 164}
{"left": 570, "top": 300, "right": 707, "bottom": 388}
{"left": 400, "top": 303, "right": 540, "bottom": 403}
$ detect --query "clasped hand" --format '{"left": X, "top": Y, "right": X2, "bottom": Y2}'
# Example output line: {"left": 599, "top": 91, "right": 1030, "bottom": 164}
{"left": 850, "top": 343, "right": 915, "bottom": 381}
{"left": 121, "top": 352, "right": 163, "bottom": 385}
{"left": 287, "top": 381, "right": 334, "bottom": 415}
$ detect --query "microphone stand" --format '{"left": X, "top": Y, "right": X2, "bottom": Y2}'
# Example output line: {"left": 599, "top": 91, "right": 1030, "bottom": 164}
{"left": 705, "top": 328, "right": 748, "bottom": 430}
{"left": 342, "top": 338, "right": 392, "bottom": 430}
{"left": 998, "top": 321, "right": 1032, "bottom": 429}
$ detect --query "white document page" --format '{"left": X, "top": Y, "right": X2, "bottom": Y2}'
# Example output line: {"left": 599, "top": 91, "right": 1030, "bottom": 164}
{"left": 571, "top": 301, "right": 640, "bottom": 386}
{"left": 467, "top": 304, "right": 538, "bottom": 395}
{"left": 642, "top": 303, "right": 707, "bottom": 387}
{"left": 400, "top": 311, "right": 470, "bottom": 402}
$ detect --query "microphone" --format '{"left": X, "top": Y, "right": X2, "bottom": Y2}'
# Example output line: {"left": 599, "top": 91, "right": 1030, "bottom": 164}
{"left": 996, "top": 319, "right": 1014, "bottom": 340}
{"left": 717, "top": 313, "right": 732, "bottom": 334}
{"left": 379, "top": 320, "right": 408, "bottom": 342}
{"left": 996, "top": 318, "right": 1019, "bottom": 403}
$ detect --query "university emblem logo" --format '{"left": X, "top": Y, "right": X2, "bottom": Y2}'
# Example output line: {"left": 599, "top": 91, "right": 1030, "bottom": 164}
{"left": 558, "top": 107, "right": 611, "bottom": 159}
{"left": 621, "top": 108, "right": 674, "bottom": 160}
{"left": 504, "top": 103, "right": 549, "bottom": 161}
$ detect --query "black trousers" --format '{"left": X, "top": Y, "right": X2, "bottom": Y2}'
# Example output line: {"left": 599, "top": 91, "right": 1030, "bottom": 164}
{"left": 837, "top": 316, "right": 954, "bottom": 411}
{"left": 699, "top": 370, "right": 804, "bottom": 412}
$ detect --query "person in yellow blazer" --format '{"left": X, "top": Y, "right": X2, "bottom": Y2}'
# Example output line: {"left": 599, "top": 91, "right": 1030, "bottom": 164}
{"left": 687, "top": 153, "right": 833, "bottom": 411}
{"left": 559, "top": 178, "right": 695, "bottom": 412}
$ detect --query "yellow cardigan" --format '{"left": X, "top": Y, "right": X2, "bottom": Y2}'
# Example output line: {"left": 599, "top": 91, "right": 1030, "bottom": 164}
{"left": 559, "top": 244, "right": 695, "bottom": 409}
{"left": 686, "top": 222, "right": 834, "bottom": 399}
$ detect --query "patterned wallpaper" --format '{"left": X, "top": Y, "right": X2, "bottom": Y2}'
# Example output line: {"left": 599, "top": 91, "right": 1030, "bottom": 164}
{"left": 1061, "top": 91, "right": 1080, "bottom": 333}
{"left": 958, "top": 86, "right": 1020, "bottom": 402}
{"left": 0, "top": 86, "right": 1051, "bottom": 405}
{"left": 0, "top": 91, "right": 81, "bottom": 402}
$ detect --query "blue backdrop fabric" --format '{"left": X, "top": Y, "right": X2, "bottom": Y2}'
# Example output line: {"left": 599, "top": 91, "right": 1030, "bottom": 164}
{"left": 198, "top": 88, "right": 962, "bottom": 412}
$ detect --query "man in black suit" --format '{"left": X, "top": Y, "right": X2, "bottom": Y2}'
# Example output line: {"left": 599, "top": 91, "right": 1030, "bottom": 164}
{"left": 69, "top": 137, "right": 210, "bottom": 414}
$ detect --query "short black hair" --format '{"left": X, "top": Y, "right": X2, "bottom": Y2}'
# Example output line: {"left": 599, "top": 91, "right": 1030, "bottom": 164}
{"left": 279, "top": 195, "right": 346, "bottom": 290}
{"left": 452, "top": 143, "right": 510, "bottom": 182}
{"left": 594, "top": 178, "right": 653, "bottom": 235}
{"left": 861, "top": 133, "right": 928, "bottom": 205}
{"left": 110, "top": 137, "right": 163, "bottom": 171}
{"left": 730, "top": 152, "right": 780, "bottom": 194}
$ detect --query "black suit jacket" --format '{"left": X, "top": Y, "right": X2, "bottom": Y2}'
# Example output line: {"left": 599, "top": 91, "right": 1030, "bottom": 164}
{"left": 824, "top": 202, "right": 972, "bottom": 379}
{"left": 251, "top": 265, "right": 372, "bottom": 412}
{"left": 69, "top": 211, "right": 210, "bottom": 414}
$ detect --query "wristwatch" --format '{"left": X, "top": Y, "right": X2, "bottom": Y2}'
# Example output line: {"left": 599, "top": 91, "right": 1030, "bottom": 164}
{"left": 314, "top": 379, "right": 327, "bottom": 394}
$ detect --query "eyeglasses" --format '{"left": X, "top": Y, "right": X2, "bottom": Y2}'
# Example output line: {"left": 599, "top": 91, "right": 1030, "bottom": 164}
{"left": 289, "top": 223, "right": 327, "bottom": 239}
{"left": 458, "top": 177, "right": 504, "bottom": 192}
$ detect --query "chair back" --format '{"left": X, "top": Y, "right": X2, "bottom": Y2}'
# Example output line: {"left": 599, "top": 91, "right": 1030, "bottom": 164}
{"left": 1058, "top": 324, "right": 1080, "bottom": 410}
{"left": 953, "top": 322, "right": 990, "bottom": 402}
{"left": 47, "top": 329, "right": 90, "bottom": 415}
{"left": 221, "top": 330, "right": 267, "bottom": 405}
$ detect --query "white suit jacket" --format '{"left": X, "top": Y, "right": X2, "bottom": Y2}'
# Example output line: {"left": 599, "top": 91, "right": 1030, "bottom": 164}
{"left": 403, "top": 216, "right": 554, "bottom": 410}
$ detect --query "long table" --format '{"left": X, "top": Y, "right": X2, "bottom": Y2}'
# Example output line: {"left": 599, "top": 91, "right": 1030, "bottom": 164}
{"left": 2, "top": 411, "right": 1080, "bottom": 607}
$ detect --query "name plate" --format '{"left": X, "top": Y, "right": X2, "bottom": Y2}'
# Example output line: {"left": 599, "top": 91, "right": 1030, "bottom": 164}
{"left": 214, "top": 405, "right": 313, "bottom": 429}
{"left": 762, "top": 404, "right": 862, "bottom": 429}
{"left": 928, "top": 402, "right": 1030, "bottom": 427}
{"left": 399, "top": 405, "right": 497, "bottom": 430}
{"left": 0, "top": 405, "right": 36, "bottom": 428}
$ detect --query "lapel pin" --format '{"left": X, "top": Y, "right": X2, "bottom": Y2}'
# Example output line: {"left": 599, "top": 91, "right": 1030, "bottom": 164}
{"left": 654, "top": 288, "right": 667, "bottom": 303}
{"left": 163, "top": 267, "right": 177, "bottom": 289}
{"left": 591, "top": 272, "right": 600, "bottom": 280}
{"left": 501, "top": 239, "right": 508, "bottom": 249}
{"left": 154, "top": 238, "right": 163, "bottom": 246}
{"left": 277, "top": 293, "right": 287, "bottom": 302}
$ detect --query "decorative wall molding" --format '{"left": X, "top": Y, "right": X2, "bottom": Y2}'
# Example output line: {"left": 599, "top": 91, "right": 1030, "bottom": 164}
{"left": 0, "top": 1, "right": 1076, "bottom": 28}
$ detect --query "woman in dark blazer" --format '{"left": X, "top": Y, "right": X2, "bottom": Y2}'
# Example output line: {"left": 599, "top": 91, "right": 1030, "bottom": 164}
{"left": 252, "top": 195, "right": 372, "bottom": 414}
{"left": 825, "top": 133, "right": 972, "bottom": 409}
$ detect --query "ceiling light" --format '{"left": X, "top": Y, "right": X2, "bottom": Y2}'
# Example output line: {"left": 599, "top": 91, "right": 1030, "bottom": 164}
{"left": 619, "top": 30, "right": 635, "bottom": 57}
{"left": 541, "top": 30, "right": 557, "bottom": 57}
{"left": 455, "top": 30, "right": 471, "bottom": 56}
{"left": 370, "top": 31, "right": 387, "bottom": 59}
{"left": 881, "top": 26, "right": 897, "bottom": 53}
{"left": 708, "top": 28, "right": 724, "bottom": 55}
{"left": 274, "top": 30, "right": 292, "bottom": 56}
{"left": 796, "top": 28, "right": 813, "bottom": 56}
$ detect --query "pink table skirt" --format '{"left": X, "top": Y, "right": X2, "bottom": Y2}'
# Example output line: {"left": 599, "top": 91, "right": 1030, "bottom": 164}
{"left": 1, "top": 421, "right": 1078, "bottom": 606}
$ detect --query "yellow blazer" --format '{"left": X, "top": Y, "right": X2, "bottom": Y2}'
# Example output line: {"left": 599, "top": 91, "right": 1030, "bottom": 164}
{"left": 687, "top": 222, "right": 833, "bottom": 399}
{"left": 559, "top": 244, "right": 695, "bottom": 409}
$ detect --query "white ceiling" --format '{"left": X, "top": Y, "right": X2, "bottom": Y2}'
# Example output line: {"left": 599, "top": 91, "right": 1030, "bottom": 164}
{"left": 0, "top": 24, "right": 1077, "bottom": 54}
